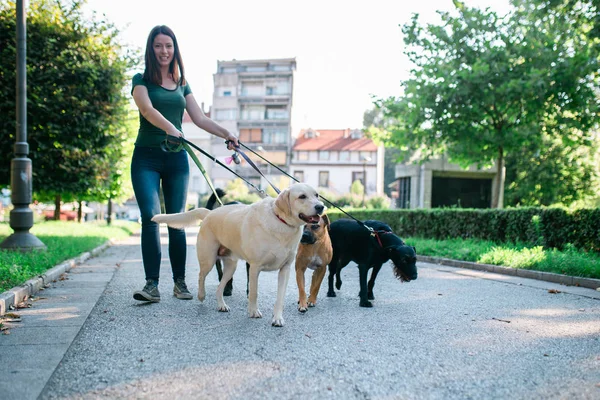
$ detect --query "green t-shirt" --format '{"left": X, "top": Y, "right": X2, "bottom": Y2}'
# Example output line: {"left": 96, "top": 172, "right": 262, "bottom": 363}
{"left": 131, "top": 73, "right": 192, "bottom": 148}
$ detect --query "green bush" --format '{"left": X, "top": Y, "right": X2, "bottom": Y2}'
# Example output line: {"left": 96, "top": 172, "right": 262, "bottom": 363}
{"left": 327, "top": 206, "right": 600, "bottom": 253}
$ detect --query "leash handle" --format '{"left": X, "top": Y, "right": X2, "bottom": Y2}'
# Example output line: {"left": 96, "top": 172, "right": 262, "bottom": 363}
{"left": 225, "top": 140, "right": 281, "bottom": 195}
{"left": 161, "top": 134, "right": 184, "bottom": 152}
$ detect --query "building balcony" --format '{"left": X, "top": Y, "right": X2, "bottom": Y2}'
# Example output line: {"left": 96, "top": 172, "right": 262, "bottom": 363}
{"left": 238, "top": 95, "right": 290, "bottom": 105}
{"left": 237, "top": 119, "right": 290, "bottom": 128}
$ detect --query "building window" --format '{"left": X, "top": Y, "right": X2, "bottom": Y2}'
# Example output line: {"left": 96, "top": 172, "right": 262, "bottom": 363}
{"left": 339, "top": 151, "right": 350, "bottom": 162}
{"left": 240, "top": 82, "right": 263, "bottom": 97}
{"left": 352, "top": 171, "right": 365, "bottom": 187}
{"left": 240, "top": 105, "right": 265, "bottom": 120}
{"left": 298, "top": 151, "right": 308, "bottom": 161}
{"left": 220, "top": 66, "right": 237, "bottom": 74}
{"left": 351, "top": 129, "right": 363, "bottom": 139}
{"left": 269, "top": 64, "right": 292, "bottom": 71}
{"left": 266, "top": 81, "right": 290, "bottom": 95}
{"left": 214, "top": 109, "right": 237, "bottom": 121}
{"left": 263, "top": 128, "right": 288, "bottom": 144}
{"left": 246, "top": 65, "right": 266, "bottom": 72}
{"left": 294, "top": 171, "right": 304, "bottom": 182}
{"left": 397, "top": 177, "right": 411, "bottom": 209}
{"left": 318, "top": 151, "right": 330, "bottom": 161}
{"left": 359, "top": 151, "right": 371, "bottom": 162}
{"left": 319, "top": 171, "right": 329, "bottom": 188}
{"left": 219, "top": 86, "right": 234, "bottom": 96}
{"left": 239, "top": 128, "right": 262, "bottom": 143}
{"left": 266, "top": 106, "right": 289, "bottom": 120}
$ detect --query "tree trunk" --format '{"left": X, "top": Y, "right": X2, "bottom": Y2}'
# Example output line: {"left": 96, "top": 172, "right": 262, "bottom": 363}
{"left": 77, "top": 200, "right": 83, "bottom": 223}
{"left": 53, "top": 194, "right": 61, "bottom": 220}
{"left": 107, "top": 198, "right": 112, "bottom": 226}
{"left": 492, "top": 147, "right": 504, "bottom": 209}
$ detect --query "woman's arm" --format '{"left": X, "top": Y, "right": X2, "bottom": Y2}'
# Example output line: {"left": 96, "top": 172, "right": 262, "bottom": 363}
{"left": 186, "top": 93, "right": 239, "bottom": 148}
{"left": 132, "top": 85, "right": 182, "bottom": 137}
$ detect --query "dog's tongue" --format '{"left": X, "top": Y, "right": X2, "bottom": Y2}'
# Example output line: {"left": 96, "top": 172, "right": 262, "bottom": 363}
{"left": 308, "top": 215, "right": 320, "bottom": 223}
{"left": 300, "top": 214, "right": 320, "bottom": 224}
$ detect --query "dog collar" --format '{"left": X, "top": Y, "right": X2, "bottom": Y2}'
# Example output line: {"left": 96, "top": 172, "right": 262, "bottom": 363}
{"left": 274, "top": 212, "right": 291, "bottom": 226}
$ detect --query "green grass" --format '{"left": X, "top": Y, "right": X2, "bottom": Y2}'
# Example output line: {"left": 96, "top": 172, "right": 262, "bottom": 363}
{"left": 0, "top": 220, "right": 140, "bottom": 292}
{"left": 2, "top": 221, "right": 598, "bottom": 294}
{"left": 405, "top": 237, "right": 600, "bottom": 280}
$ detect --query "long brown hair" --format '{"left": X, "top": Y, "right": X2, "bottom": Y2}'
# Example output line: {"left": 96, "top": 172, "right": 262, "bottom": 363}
{"left": 142, "top": 25, "right": 186, "bottom": 86}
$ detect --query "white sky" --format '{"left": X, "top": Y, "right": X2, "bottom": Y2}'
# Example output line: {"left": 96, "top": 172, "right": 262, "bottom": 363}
{"left": 83, "top": 0, "right": 511, "bottom": 134}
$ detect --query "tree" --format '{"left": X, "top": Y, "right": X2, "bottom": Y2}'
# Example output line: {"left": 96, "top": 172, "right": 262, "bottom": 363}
{"left": 371, "top": 0, "right": 600, "bottom": 208}
{"left": 0, "top": 0, "right": 138, "bottom": 216}
{"left": 363, "top": 106, "right": 409, "bottom": 198}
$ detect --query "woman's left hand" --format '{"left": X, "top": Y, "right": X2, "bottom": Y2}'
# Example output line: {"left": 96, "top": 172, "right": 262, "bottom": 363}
{"left": 225, "top": 133, "right": 239, "bottom": 150}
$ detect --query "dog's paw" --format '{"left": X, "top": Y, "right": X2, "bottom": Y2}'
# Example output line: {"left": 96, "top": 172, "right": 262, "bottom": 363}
{"left": 272, "top": 316, "right": 285, "bottom": 327}
{"left": 298, "top": 305, "right": 308, "bottom": 313}
{"left": 223, "top": 289, "right": 232, "bottom": 297}
{"left": 368, "top": 293, "right": 375, "bottom": 300}
{"left": 249, "top": 309, "right": 263, "bottom": 318}
{"left": 359, "top": 300, "right": 373, "bottom": 308}
{"left": 197, "top": 294, "right": 205, "bottom": 302}
{"left": 217, "top": 304, "right": 230, "bottom": 312}
{"left": 308, "top": 301, "right": 316, "bottom": 307}
{"left": 335, "top": 280, "right": 342, "bottom": 290}
{"left": 327, "top": 290, "right": 336, "bottom": 297}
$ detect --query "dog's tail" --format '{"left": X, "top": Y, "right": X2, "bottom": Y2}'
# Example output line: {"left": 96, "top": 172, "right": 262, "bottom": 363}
{"left": 151, "top": 208, "right": 211, "bottom": 229}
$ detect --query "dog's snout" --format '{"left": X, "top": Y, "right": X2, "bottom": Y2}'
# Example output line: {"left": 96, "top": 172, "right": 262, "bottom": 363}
{"left": 300, "top": 229, "right": 316, "bottom": 244}
{"left": 315, "top": 204, "right": 324, "bottom": 214}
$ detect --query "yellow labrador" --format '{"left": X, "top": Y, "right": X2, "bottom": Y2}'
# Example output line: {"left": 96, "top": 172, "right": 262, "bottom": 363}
{"left": 152, "top": 183, "right": 324, "bottom": 327}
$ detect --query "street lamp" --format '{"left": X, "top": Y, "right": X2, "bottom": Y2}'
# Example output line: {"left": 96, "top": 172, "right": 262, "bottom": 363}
{"left": 0, "top": 0, "right": 46, "bottom": 251}
{"left": 361, "top": 155, "right": 371, "bottom": 208}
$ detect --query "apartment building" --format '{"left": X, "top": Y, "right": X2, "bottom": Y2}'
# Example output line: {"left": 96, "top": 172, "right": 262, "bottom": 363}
{"left": 210, "top": 58, "right": 297, "bottom": 190}
{"left": 291, "top": 128, "right": 384, "bottom": 195}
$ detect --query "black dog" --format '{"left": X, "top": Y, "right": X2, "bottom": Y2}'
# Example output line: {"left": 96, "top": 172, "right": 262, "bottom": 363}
{"left": 327, "top": 219, "right": 418, "bottom": 307}
{"left": 205, "top": 189, "right": 249, "bottom": 296}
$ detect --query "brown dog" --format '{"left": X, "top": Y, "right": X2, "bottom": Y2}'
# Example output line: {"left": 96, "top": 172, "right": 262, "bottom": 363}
{"left": 295, "top": 214, "right": 333, "bottom": 312}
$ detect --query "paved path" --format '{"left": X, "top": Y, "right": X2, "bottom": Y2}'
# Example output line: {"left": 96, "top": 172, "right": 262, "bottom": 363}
{"left": 1, "top": 227, "right": 599, "bottom": 399}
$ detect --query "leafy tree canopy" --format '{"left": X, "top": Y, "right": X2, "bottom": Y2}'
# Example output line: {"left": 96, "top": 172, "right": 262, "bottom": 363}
{"left": 0, "top": 0, "right": 139, "bottom": 205}
{"left": 371, "top": 0, "right": 600, "bottom": 207}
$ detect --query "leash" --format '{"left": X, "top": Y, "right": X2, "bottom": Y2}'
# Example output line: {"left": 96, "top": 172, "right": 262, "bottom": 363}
{"left": 226, "top": 142, "right": 281, "bottom": 195}
{"left": 164, "top": 135, "right": 389, "bottom": 246}
{"left": 228, "top": 140, "right": 389, "bottom": 244}
{"left": 161, "top": 135, "right": 266, "bottom": 200}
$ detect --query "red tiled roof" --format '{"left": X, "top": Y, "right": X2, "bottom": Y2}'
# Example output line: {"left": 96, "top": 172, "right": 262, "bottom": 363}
{"left": 293, "top": 129, "right": 377, "bottom": 151}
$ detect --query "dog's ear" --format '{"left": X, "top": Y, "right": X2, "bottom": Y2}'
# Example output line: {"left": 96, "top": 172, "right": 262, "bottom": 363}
{"left": 322, "top": 214, "right": 330, "bottom": 230}
{"left": 274, "top": 188, "right": 291, "bottom": 216}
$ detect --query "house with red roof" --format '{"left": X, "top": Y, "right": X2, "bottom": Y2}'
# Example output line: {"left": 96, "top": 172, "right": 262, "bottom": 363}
{"left": 291, "top": 128, "right": 384, "bottom": 196}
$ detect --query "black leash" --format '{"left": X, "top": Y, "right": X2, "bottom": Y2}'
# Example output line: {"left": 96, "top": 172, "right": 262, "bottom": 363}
{"left": 163, "top": 135, "right": 386, "bottom": 244}
{"left": 228, "top": 140, "right": 383, "bottom": 238}
{"left": 162, "top": 135, "right": 266, "bottom": 196}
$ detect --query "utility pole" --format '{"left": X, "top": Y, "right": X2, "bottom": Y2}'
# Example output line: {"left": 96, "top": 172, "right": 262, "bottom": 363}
{"left": 0, "top": 0, "right": 46, "bottom": 251}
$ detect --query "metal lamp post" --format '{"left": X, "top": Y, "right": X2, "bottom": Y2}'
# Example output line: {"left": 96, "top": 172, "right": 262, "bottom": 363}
{"left": 0, "top": 0, "right": 46, "bottom": 251}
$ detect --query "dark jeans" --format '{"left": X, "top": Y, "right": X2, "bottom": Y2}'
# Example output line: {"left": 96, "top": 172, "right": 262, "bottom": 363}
{"left": 131, "top": 146, "right": 189, "bottom": 283}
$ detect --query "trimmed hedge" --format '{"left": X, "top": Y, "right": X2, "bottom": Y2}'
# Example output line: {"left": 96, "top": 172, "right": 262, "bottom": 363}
{"left": 326, "top": 207, "right": 600, "bottom": 253}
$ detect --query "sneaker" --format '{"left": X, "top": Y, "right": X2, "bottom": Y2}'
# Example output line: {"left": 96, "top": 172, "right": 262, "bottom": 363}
{"left": 133, "top": 279, "right": 160, "bottom": 302}
{"left": 173, "top": 278, "right": 193, "bottom": 300}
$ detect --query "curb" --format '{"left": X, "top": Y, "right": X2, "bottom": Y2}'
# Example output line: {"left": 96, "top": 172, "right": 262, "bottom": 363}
{"left": 0, "top": 240, "right": 113, "bottom": 316}
{"left": 418, "top": 255, "right": 600, "bottom": 290}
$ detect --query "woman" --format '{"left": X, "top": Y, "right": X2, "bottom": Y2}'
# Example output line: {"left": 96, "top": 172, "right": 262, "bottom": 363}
{"left": 131, "top": 25, "right": 238, "bottom": 302}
